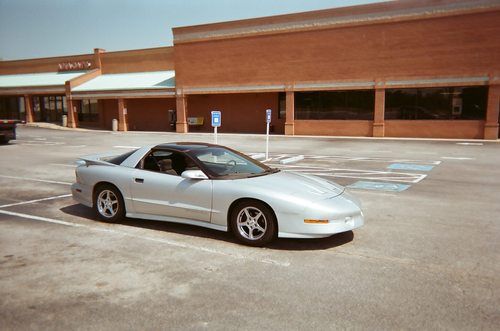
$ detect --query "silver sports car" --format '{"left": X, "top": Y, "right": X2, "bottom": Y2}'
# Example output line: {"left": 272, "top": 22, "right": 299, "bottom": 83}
{"left": 71, "top": 143, "right": 364, "bottom": 246}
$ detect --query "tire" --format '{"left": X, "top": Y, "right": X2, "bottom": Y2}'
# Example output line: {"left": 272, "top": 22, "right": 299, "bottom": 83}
{"left": 230, "top": 200, "right": 277, "bottom": 247}
{"left": 0, "top": 137, "right": 8, "bottom": 144}
{"left": 93, "top": 184, "right": 125, "bottom": 222}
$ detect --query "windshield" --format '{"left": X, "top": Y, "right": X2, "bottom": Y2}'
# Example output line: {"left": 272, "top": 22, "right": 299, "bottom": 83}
{"left": 188, "top": 146, "right": 277, "bottom": 178}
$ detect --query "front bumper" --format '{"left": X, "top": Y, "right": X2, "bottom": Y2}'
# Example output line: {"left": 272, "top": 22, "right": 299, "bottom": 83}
{"left": 277, "top": 193, "right": 365, "bottom": 239}
{"left": 71, "top": 183, "right": 93, "bottom": 207}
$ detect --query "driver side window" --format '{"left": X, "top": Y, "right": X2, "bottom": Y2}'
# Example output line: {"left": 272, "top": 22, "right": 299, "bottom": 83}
{"left": 139, "top": 150, "right": 200, "bottom": 176}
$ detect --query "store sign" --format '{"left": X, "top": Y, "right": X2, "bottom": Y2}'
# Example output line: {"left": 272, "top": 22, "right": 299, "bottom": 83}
{"left": 58, "top": 60, "right": 93, "bottom": 71}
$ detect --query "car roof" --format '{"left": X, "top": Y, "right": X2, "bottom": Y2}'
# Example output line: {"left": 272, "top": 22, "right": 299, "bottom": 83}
{"left": 154, "top": 142, "right": 216, "bottom": 152}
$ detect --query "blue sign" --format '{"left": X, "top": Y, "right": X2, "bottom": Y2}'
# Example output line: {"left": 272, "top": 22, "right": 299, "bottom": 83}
{"left": 266, "top": 109, "right": 272, "bottom": 123}
{"left": 211, "top": 111, "right": 221, "bottom": 127}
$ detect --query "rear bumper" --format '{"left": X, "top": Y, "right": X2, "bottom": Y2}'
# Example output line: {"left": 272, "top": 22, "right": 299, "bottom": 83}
{"left": 71, "top": 183, "right": 93, "bottom": 208}
{"left": 0, "top": 128, "right": 15, "bottom": 140}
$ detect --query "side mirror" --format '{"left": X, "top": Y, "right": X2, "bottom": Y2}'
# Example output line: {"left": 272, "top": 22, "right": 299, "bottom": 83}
{"left": 181, "top": 170, "right": 208, "bottom": 180}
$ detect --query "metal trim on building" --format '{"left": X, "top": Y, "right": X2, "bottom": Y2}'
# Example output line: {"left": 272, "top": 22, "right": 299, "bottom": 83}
{"left": 0, "top": 86, "right": 66, "bottom": 95}
{"left": 179, "top": 76, "right": 490, "bottom": 95}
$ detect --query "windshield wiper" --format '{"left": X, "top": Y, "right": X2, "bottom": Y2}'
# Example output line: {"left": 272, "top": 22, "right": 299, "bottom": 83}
{"left": 247, "top": 168, "right": 280, "bottom": 178}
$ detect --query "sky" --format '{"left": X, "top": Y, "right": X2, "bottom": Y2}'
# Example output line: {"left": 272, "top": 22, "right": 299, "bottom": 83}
{"left": 0, "top": 0, "right": 387, "bottom": 60}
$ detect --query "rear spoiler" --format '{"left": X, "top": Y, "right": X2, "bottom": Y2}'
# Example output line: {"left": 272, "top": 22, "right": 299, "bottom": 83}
{"left": 77, "top": 151, "right": 120, "bottom": 167}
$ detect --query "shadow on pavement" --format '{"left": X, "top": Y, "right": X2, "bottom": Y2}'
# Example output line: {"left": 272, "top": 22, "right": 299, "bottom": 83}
{"left": 267, "top": 231, "right": 353, "bottom": 251}
{"left": 61, "top": 203, "right": 353, "bottom": 251}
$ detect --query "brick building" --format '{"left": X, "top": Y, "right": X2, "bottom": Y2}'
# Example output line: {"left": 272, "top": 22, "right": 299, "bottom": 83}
{"left": 1, "top": 0, "right": 499, "bottom": 139}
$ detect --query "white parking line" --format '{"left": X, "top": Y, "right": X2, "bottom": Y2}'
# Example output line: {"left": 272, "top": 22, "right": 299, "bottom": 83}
{"left": 250, "top": 153, "right": 266, "bottom": 160}
{"left": 0, "top": 174, "right": 72, "bottom": 186}
{"left": 50, "top": 163, "right": 77, "bottom": 167}
{"left": 279, "top": 155, "right": 304, "bottom": 164}
{"left": 274, "top": 165, "right": 427, "bottom": 183}
{"left": 0, "top": 194, "right": 72, "bottom": 209}
{"left": 262, "top": 153, "right": 442, "bottom": 165}
{"left": 456, "top": 142, "right": 483, "bottom": 146}
{"left": 114, "top": 145, "right": 140, "bottom": 149}
{"left": 0, "top": 209, "right": 290, "bottom": 267}
{"left": 441, "top": 156, "right": 474, "bottom": 160}
{"left": 13, "top": 140, "right": 65, "bottom": 145}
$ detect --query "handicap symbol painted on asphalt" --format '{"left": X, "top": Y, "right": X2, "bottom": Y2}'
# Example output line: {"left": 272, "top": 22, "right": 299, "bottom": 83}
{"left": 387, "top": 163, "right": 434, "bottom": 172}
{"left": 348, "top": 181, "right": 411, "bottom": 192}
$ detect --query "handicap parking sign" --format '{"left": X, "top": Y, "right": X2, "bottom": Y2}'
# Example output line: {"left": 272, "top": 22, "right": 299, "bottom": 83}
{"left": 266, "top": 109, "right": 272, "bottom": 123}
{"left": 211, "top": 111, "right": 221, "bottom": 127}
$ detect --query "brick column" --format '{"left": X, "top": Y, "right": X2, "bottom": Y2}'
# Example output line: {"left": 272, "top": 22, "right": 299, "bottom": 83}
{"left": 66, "top": 97, "right": 78, "bottom": 128}
{"left": 117, "top": 98, "right": 128, "bottom": 132}
{"left": 484, "top": 84, "right": 499, "bottom": 140}
{"left": 373, "top": 86, "right": 386, "bottom": 137}
{"left": 284, "top": 90, "right": 295, "bottom": 135}
{"left": 176, "top": 93, "right": 188, "bottom": 133}
{"left": 24, "top": 95, "right": 34, "bottom": 123}
{"left": 93, "top": 48, "right": 105, "bottom": 69}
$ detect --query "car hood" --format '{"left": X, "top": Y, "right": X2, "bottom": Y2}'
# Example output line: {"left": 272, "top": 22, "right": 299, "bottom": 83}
{"left": 242, "top": 170, "right": 344, "bottom": 200}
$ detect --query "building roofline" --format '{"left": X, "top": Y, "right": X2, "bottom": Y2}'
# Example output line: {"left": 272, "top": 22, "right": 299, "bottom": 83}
{"left": 0, "top": 52, "right": 94, "bottom": 64}
{"left": 173, "top": 0, "right": 500, "bottom": 44}
{"left": 0, "top": 45, "right": 174, "bottom": 64}
{"left": 101, "top": 45, "right": 173, "bottom": 56}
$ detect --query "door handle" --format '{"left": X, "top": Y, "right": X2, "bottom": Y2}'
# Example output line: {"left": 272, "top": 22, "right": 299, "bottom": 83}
{"left": 134, "top": 178, "right": 144, "bottom": 183}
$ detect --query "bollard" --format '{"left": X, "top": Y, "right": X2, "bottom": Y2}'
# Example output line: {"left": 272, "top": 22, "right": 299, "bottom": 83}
{"left": 62, "top": 115, "right": 67, "bottom": 127}
{"left": 112, "top": 119, "right": 118, "bottom": 132}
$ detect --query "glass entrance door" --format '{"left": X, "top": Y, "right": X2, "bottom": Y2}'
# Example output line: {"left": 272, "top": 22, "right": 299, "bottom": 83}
{"left": 37, "top": 95, "right": 66, "bottom": 123}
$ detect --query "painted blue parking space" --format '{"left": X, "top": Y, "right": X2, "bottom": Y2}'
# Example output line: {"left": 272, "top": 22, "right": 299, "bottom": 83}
{"left": 347, "top": 181, "right": 411, "bottom": 192}
{"left": 387, "top": 163, "right": 435, "bottom": 171}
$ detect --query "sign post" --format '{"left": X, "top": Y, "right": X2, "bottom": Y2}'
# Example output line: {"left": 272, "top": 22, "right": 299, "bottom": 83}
{"left": 211, "top": 110, "right": 221, "bottom": 144}
{"left": 265, "top": 108, "right": 272, "bottom": 160}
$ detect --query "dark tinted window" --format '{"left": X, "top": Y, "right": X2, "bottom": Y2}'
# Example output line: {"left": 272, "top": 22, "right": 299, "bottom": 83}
{"left": 189, "top": 147, "right": 272, "bottom": 178}
{"left": 385, "top": 86, "right": 487, "bottom": 120}
{"left": 78, "top": 99, "right": 99, "bottom": 122}
{"left": 0, "top": 97, "right": 20, "bottom": 119}
{"left": 295, "top": 90, "right": 375, "bottom": 120}
{"left": 278, "top": 92, "right": 286, "bottom": 119}
{"left": 106, "top": 149, "right": 137, "bottom": 165}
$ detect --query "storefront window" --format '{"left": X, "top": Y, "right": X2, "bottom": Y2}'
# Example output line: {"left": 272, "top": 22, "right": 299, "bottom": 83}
{"left": 278, "top": 92, "right": 286, "bottom": 119}
{"left": 18, "top": 97, "right": 25, "bottom": 116}
{"left": 0, "top": 97, "right": 20, "bottom": 119}
{"left": 78, "top": 99, "right": 99, "bottom": 122}
{"left": 295, "top": 90, "right": 375, "bottom": 120}
{"left": 62, "top": 96, "right": 67, "bottom": 114}
{"left": 385, "top": 86, "right": 487, "bottom": 120}
{"left": 33, "top": 97, "right": 42, "bottom": 122}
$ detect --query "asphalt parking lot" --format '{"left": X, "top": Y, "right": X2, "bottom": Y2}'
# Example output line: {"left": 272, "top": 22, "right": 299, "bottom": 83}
{"left": 1, "top": 125, "right": 499, "bottom": 330}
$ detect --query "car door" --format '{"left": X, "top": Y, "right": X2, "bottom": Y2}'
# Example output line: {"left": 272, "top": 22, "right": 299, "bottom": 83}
{"left": 129, "top": 151, "right": 213, "bottom": 222}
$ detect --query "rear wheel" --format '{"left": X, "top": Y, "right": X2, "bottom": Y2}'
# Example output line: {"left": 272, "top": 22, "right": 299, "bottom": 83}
{"left": 94, "top": 184, "right": 125, "bottom": 222}
{"left": 230, "top": 200, "right": 277, "bottom": 247}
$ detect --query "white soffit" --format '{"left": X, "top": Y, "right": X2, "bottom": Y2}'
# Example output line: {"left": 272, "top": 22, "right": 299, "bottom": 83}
{"left": 0, "top": 71, "right": 87, "bottom": 88}
{"left": 72, "top": 71, "right": 175, "bottom": 92}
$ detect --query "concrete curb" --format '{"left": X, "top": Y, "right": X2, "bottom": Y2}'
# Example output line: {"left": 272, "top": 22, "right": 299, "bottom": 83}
{"left": 22, "top": 123, "right": 500, "bottom": 143}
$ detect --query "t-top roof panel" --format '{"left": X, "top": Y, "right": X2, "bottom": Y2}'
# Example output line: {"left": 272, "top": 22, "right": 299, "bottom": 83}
{"left": 0, "top": 71, "right": 87, "bottom": 88}
{"left": 72, "top": 71, "right": 175, "bottom": 92}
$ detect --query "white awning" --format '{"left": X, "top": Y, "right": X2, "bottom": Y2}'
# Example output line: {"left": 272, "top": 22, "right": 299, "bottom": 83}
{"left": 0, "top": 71, "right": 87, "bottom": 88}
{"left": 72, "top": 71, "right": 175, "bottom": 92}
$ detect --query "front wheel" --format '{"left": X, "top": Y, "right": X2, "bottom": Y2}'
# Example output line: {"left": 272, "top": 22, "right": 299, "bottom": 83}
{"left": 94, "top": 184, "right": 125, "bottom": 222}
{"left": 230, "top": 200, "right": 277, "bottom": 246}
